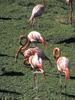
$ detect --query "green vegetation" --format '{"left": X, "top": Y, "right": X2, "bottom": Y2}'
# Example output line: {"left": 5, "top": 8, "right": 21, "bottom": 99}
{"left": 0, "top": 0, "right": 75, "bottom": 99}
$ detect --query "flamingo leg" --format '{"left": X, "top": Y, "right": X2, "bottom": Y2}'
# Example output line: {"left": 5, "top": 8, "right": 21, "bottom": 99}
{"left": 42, "top": 72, "right": 45, "bottom": 80}
{"left": 59, "top": 72, "right": 62, "bottom": 89}
{"left": 67, "top": 2, "right": 73, "bottom": 24}
{"left": 69, "top": 2, "right": 73, "bottom": 24}
{"left": 33, "top": 72, "right": 37, "bottom": 88}
{"left": 64, "top": 77, "right": 67, "bottom": 100}
{"left": 31, "top": 18, "right": 36, "bottom": 29}
{"left": 33, "top": 71, "right": 40, "bottom": 100}
{"left": 59, "top": 72, "right": 62, "bottom": 100}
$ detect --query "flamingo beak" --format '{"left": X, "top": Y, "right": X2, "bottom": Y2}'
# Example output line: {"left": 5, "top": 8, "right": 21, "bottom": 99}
{"left": 40, "top": 37, "right": 48, "bottom": 48}
{"left": 43, "top": 41, "right": 48, "bottom": 48}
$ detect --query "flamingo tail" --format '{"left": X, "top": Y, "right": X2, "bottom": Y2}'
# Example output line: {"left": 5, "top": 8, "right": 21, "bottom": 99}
{"left": 65, "top": 68, "right": 70, "bottom": 80}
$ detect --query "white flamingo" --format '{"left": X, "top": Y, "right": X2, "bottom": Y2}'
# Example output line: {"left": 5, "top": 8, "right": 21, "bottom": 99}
{"left": 29, "top": 0, "right": 46, "bottom": 25}
{"left": 17, "top": 30, "right": 47, "bottom": 52}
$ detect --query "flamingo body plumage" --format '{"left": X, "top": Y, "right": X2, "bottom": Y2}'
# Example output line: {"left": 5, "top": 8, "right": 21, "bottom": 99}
{"left": 15, "top": 31, "right": 48, "bottom": 60}
{"left": 57, "top": 56, "right": 70, "bottom": 80}
{"left": 23, "top": 47, "right": 51, "bottom": 65}
{"left": 28, "top": 31, "right": 44, "bottom": 42}
{"left": 29, "top": 4, "right": 45, "bottom": 23}
{"left": 29, "top": 53, "right": 44, "bottom": 73}
{"left": 53, "top": 47, "right": 70, "bottom": 80}
{"left": 27, "top": 31, "right": 48, "bottom": 48}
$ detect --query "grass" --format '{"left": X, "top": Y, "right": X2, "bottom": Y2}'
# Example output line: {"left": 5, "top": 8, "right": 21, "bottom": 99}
{"left": 0, "top": 0, "right": 75, "bottom": 100}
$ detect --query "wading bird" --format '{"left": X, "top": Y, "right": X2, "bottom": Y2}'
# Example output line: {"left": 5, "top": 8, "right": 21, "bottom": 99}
{"left": 15, "top": 47, "right": 52, "bottom": 66}
{"left": 28, "top": 51, "right": 45, "bottom": 79}
{"left": 53, "top": 47, "right": 70, "bottom": 93}
{"left": 15, "top": 31, "right": 48, "bottom": 59}
{"left": 65, "top": 0, "right": 73, "bottom": 24}
{"left": 53, "top": 47, "right": 70, "bottom": 81}
{"left": 29, "top": 0, "right": 46, "bottom": 25}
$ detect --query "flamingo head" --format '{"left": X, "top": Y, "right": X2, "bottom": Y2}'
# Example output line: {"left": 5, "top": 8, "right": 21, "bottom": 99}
{"left": 53, "top": 47, "right": 61, "bottom": 60}
{"left": 64, "top": 67, "right": 70, "bottom": 80}
{"left": 40, "top": 37, "right": 48, "bottom": 48}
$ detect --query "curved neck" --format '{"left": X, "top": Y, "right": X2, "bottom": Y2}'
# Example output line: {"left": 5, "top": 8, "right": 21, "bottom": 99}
{"left": 56, "top": 56, "right": 60, "bottom": 62}
{"left": 21, "top": 38, "right": 30, "bottom": 53}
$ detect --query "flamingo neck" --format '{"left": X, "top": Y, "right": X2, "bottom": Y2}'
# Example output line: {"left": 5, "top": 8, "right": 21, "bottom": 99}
{"left": 21, "top": 38, "right": 29, "bottom": 52}
{"left": 56, "top": 56, "right": 60, "bottom": 62}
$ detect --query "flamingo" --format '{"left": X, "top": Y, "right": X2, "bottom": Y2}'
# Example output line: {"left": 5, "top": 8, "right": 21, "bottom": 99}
{"left": 19, "top": 31, "right": 48, "bottom": 48}
{"left": 15, "top": 31, "right": 48, "bottom": 59}
{"left": 29, "top": 0, "right": 46, "bottom": 25}
{"left": 53, "top": 47, "right": 70, "bottom": 80}
{"left": 23, "top": 47, "right": 52, "bottom": 65}
{"left": 28, "top": 52, "right": 45, "bottom": 79}
{"left": 65, "top": 0, "right": 73, "bottom": 24}
{"left": 15, "top": 47, "right": 52, "bottom": 66}
{"left": 53, "top": 47, "right": 70, "bottom": 95}
{"left": 28, "top": 51, "right": 46, "bottom": 100}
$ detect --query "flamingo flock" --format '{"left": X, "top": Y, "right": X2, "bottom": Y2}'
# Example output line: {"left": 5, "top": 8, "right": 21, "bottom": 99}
{"left": 15, "top": 0, "right": 71, "bottom": 80}
{"left": 15, "top": 0, "right": 72, "bottom": 99}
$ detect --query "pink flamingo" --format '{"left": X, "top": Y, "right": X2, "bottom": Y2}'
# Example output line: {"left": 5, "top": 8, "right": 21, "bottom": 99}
{"left": 19, "top": 31, "right": 48, "bottom": 48}
{"left": 53, "top": 47, "right": 70, "bottom": 80}
{"left": 15, "top": 47, "right": 52, "bottom": 66}
{"left": 28, "top": 51, "right": 46, "bottom": 97}
{"left": 28, "top": 52, "right": 45, "bottom": 79}
{"left": 29, "top": 0, "right": 46, "bottom": 25}
{"left": 66, "top": 0, "right": 73, "bottom": 24}
{"left": 53, "top": 47, "right": 70, "bottom": 93}
{"left": 23, "top": 47, "right": 51, "bottom": 65}
{"left": 15, "top": 31, "right": 48, "bottom": 59}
